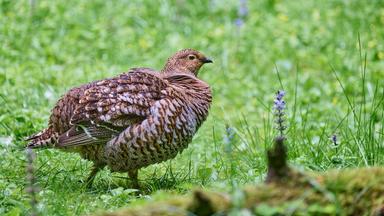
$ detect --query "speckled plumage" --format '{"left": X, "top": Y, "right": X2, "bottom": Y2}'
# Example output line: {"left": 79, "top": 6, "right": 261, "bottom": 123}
{"left": 26, "top": 49, "right": 212, "bottom": 187}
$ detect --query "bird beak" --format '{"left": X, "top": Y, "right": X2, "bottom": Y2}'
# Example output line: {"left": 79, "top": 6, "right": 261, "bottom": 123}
{"left": 202, "top": 57, "right": 213, "bottom": 64}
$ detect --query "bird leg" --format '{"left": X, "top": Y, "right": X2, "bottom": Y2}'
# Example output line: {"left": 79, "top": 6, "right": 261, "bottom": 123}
{"left": 85, "top": 165, "right": 103, "bottom": 188}
{"left": 128, "top": 169, "right": 140, "bottom": 189}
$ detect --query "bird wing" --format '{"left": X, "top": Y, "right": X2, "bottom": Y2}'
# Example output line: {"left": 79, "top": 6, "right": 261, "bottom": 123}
{"left": 56, "top": 68, "right": 168, "bottom": 147}
{"left": 56, "top": 122, "right": 123, "bottom": 147}
{"left": 105, "top": 74, "right": 212, "bottom": 158}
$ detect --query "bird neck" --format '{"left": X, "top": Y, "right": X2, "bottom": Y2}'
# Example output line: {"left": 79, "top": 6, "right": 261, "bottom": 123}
{"left": 161, "top": 67, "right": 197, "bottom": 77}
{"left": 161, "top": 60, "right": 199, "bottom": 76}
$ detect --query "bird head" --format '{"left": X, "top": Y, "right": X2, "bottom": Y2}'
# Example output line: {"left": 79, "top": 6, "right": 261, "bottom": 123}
{"left": 161, "top": 49, "right": 213, "bottom": 76}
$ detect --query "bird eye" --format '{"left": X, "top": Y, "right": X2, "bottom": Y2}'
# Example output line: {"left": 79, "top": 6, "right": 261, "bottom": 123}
{"left": 188, "top": 55, "right": 196, "bottom": 60}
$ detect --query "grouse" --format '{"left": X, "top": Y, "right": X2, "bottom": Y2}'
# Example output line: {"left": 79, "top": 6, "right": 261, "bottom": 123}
{"left": 26, "top": 49, "right": 213, "bottom": 188}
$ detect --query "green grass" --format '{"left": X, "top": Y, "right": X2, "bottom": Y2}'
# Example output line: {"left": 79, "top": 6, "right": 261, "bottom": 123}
{"left": 0, "top": 0, "right": 384, "bottom": 215}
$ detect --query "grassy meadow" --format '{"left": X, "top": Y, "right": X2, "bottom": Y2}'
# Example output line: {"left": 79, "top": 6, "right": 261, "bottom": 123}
{"left": 1, "top": 0, "right": 384, "bottom": 215}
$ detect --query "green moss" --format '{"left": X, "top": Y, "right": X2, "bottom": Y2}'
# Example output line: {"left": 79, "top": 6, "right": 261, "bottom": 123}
{"left": 98, "top": 167, "right": 384, "bottom": 215}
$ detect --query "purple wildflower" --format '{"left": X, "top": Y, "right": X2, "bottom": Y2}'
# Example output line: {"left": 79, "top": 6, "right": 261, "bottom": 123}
{"left": 224, "top": 125, "right": 235, "bottom": 146}
{"left": 273, "top": 90, "right": 286, "bottom": 137}
{"left": 234, "top": 0, "right": 248, "bottom": 27}
{"left": 331, "top": 134, "right": 339, "bottom": 155}
{"left": 235, "top": 18, "right": 244, "bottom": 27}
{"left": 330, "top": 134, "right": 341, "bottom": 163}
{"left": 238, "top": 0, "right": 248, "bottom": 17}
{"left": 331, "top": 134, "right": 337, "bottom": 146}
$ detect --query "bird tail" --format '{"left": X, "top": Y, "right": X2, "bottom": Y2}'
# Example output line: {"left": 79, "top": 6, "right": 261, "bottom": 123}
{"left": 26, "top": 127, "right": 59, "bottom": 148}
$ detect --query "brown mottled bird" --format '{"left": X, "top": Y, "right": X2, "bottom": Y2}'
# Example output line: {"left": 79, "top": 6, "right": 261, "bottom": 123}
{"left": 26, "top": 49, "right": 213, "bottom": 188}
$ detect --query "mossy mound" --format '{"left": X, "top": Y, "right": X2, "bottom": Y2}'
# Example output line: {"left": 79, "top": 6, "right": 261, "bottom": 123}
{"left": 97, "top": 167, "right": 384, "bottom": 216}
{"left": 96, "top": 140, "right": 384, "bottom": 216}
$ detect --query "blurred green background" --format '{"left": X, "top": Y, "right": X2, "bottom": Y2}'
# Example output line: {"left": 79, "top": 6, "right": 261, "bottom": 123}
{"left": 1, "top": 0, "right": 383, "bottom": 215}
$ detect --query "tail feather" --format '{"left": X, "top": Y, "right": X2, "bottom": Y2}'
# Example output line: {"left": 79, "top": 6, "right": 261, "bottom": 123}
{"left": 26, "top": 127, "right": 59, "bottom": 148}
